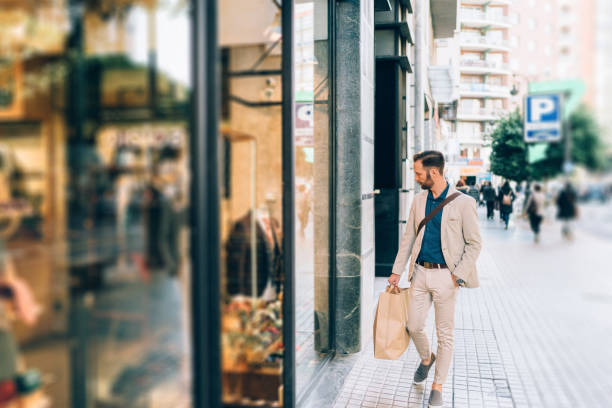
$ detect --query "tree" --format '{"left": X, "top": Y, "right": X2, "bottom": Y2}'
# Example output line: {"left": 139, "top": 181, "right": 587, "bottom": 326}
{"left": 490, "top": 105, "right": 606, "bottom": 182}
{"left": 489, "top": 110, "right": 530, "bottom": 182}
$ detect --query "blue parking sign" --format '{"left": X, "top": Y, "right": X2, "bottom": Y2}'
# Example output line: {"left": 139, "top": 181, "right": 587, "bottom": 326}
{"left": 524, "top": 94, "right": 562, "bottom": 143}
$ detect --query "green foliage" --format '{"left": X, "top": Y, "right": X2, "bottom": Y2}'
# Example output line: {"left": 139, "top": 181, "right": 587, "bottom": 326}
{"left": 489, "top": 110, "right": 530, "bottom": 182}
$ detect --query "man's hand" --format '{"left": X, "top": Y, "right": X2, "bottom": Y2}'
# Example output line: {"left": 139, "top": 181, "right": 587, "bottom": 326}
{"left": 450, "top": 274, "right": 460, "bottom": 288}
{"left": 388, "top": 273, "right": 401, "bottom": 287}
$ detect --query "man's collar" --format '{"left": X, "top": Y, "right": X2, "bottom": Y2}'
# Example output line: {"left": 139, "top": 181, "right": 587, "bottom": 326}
{"left": 429, "top": 181, "right": 450, "bottom": 200}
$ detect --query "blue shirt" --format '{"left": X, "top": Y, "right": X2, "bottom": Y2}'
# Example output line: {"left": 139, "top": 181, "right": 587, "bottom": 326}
{"left": 417, "top": 183, "right": 449, "bottom": 265}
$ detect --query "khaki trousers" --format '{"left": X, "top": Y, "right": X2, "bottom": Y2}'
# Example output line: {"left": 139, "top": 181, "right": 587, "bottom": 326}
{"left": 407, "top": 264, "right": 459, "bottom": 385}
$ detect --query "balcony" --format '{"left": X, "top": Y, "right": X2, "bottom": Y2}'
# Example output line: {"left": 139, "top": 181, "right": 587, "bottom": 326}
{"left": 456, "top": 133, "right": 488, "bottom": 146}
{"left": 459, "top": 59, "right": 511, "bottom": 75}
{"left": 459, "top": 34, "right": 510, "bottom": 52}
{"left": 460, "top": 9, "right": 512, "bottom": 28}
{"left": 459, "top": 83, "right": 510, "bottom": 98}
{"left": 457, "top": 107, "right": 507, "bottom": 121}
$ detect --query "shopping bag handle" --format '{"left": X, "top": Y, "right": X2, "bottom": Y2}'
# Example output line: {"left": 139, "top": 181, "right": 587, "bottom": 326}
{"left": 385, "top": 285, "right": 401, "bottom": 294}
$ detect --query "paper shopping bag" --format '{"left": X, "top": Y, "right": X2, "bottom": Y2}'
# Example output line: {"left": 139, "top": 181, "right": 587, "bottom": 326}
{"left": 373, "top": 286, "right": 411, "bottom": 360}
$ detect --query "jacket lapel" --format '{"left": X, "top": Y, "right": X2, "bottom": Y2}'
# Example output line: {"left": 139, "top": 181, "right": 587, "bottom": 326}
{"left": 441, "top": 185, "right": 458, "bottom": 227}
{"left": 418, "top": 191, "right": 427, "bottom": 221}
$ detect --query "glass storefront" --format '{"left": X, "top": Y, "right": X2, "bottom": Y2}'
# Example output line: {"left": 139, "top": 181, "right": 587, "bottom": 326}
{"left": 216, "top": 1, "right": 333, "bottom": 406}
{"left": 1, "top": 1, "right": 335, "bottom": 407}
{"left": 0, "top": 1, "right": 192, "bottom": 406}
{"left": 294, "top": 0, "right": 332, "bottom": 398}
{"left": 217, "top": 1, "right": 286, "bottom": 406}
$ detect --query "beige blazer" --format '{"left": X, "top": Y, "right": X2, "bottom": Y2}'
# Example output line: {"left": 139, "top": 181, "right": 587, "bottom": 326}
{"left": 391, "top": 185, "right": 482, "bottom": 288}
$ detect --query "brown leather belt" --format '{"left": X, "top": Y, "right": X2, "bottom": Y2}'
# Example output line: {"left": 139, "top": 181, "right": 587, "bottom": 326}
{"left": 417, "top": 260, "right": 447, "bottom": 269}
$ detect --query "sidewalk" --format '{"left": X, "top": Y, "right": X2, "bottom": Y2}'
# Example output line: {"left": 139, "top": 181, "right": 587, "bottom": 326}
{"left": 327, "top": 208, "right": 612, "bottom": 408}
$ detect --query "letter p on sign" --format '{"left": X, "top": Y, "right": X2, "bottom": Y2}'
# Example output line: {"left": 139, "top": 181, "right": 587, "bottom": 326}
{"left": 530, "top": 97, "right": 555, "bottom": 122}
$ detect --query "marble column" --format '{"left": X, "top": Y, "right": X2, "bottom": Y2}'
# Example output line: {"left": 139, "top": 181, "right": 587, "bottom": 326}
{"left": 334, "top": 0, "right": 375, "bottom": 354}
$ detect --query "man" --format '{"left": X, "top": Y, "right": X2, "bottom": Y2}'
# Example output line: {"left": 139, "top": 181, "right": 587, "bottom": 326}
{"left": 556, "top": 181, "right": 577, "bottom": 240}
{"left": 388, "top": 151, "right": 482, "bottom": 407}
{"left": 482, "top": 181, "right": 497, "bottom": 220}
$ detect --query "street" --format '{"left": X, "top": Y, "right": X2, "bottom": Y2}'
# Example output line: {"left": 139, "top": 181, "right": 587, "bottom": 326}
{"left": 329, "top": 203, "right": 612, "bottom": 408}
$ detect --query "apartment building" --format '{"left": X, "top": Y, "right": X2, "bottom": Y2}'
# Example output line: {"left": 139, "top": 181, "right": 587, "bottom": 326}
{"left": 508, "top": 0, "right": 596, "bottom": 109}
{"left": 454, "top": 0, "right": 513, "bottom": 182}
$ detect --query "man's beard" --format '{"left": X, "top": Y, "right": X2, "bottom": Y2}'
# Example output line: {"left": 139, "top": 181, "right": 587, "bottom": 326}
{"left": 419, "top": 171, "right": 434, "bottom": 190}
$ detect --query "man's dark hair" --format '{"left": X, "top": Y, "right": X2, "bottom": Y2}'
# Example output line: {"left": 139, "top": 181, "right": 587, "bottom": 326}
{"left": 534, "top": 184, "right": 541, "bottom": 192}
{"left": 413, "top": 150, "right": 445, "bottom": 174}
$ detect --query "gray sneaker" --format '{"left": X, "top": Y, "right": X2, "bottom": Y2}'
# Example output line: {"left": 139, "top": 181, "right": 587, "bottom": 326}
{"left": 413, "top": 353, "right": 436, "bottom": 384}
{"left": 428, "top": 389, "right": 444, "bottom": 407}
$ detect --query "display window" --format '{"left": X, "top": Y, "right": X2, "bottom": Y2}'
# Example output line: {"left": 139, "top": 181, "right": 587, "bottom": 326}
{"left": 216, "top": 0, "right": 333, "bottom": 406}
{"left": 218, "top": 1, "right": 286, "bottom": 404}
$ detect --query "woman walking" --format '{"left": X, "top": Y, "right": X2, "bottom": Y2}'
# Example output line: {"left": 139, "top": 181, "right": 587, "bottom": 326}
{"left": 498, "top": 181, "right": 515, "bottom": 230}
{"left": 524, "top": 184, "right": 546, "bottom": 243}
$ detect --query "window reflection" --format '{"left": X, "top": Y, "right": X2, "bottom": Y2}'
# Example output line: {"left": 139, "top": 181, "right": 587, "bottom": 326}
{"left": 294, "top": 0, "right": 331, "bottom": 397}
{"left": 0, "top": 1, "right": 192, "bottom": 407}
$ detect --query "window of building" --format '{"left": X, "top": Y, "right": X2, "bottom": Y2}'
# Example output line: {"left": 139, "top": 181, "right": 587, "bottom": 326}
{"left": 528, "top": 40, "right": 536, "bottom": 51}
{"left": 528, "top": 18, "right": 536, "bottom": 30}
{"left": 528, "top": 64, "right": 537, "bottom": 74}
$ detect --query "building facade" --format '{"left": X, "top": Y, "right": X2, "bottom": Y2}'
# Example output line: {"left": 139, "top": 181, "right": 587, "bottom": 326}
{"left": 453, "top": 0, "right": 513, "bottom": 184}
{"left": 0, "top": 1, "right": 459, "bottom": 408}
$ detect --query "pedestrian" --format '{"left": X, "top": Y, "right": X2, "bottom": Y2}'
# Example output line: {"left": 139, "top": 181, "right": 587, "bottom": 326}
{"left": 498, "top": 181, "right": 515, "bottom": 230}
{"left": 478, "top": 182, "right": 487, "bottom": 207}
{"left": 556, "top": 182, "right": 578, "bottom": 240}
{"left": 524, "top": 184, "right": 546, "bottom": 243}
{"left": 482, "top": 181, "right": 497, "bottom": 220}
{"left": 455, "top": 179, "right": 469, "bottom": 194}
{"left": 387, "top": 151, "right": 482, "bottom": 408}
{"left": 522, "top": 182, "right": 532, "bottom": 214}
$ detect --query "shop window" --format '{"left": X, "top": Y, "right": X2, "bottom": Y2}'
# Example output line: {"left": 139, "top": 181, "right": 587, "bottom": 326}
{"left": 217, "top": 2, "right": 285, "bottom": 406}
{"left": 216, "top": 0, "right": 332, "bottom": 405}
{"left": 293, "top": 0, "right": 332, "bottom": 398}
{"left": 0, "top": 1, "right": 193, "bottom": 407}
